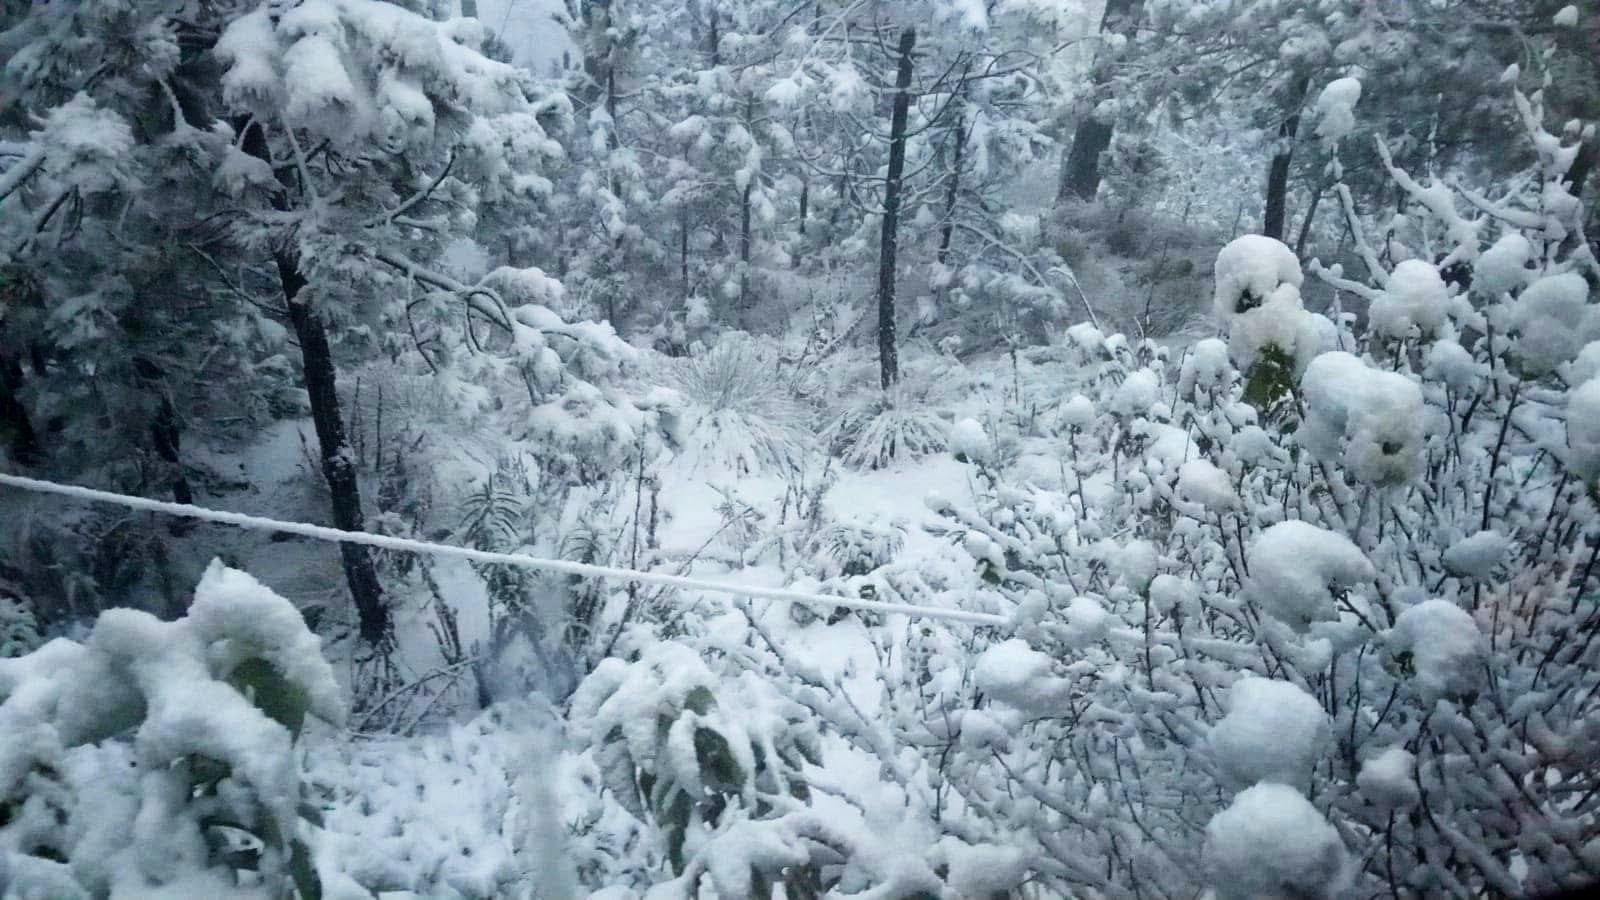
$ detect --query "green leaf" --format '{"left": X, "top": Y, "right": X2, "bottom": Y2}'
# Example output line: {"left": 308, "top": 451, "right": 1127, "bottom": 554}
{"left": 695, "top": 726, "right": 744, "bottom": 793}
{"left": 684, "top": 686, "right": 716, "bottom": 716}
{"left": 229, "top": 657, "right": 310, "bottom": 739}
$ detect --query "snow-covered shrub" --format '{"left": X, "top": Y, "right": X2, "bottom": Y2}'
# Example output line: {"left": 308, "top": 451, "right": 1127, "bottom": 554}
{"left": 567, "top": 642, "right": 825, "bottom": 893}
{"left": 0, "top": 562, "right": 341, "bottom": 898}
{"left": 825, "top": 382, "right": 949, "bottom": 470}
{"left": 1212, "top": 235, "right": 1334, "bottom": 413}
{"left": 664, "top": 333, "right": 808, "bottom": 475}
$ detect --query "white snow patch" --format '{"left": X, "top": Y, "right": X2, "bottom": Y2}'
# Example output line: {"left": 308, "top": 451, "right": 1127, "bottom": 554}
{"left": 1210, "top": 677, "right": 1330, "bottom": 792}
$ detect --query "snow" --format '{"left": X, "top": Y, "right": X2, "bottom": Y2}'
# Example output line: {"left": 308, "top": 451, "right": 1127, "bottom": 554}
{"left": 1357, "top": 746, "right": 1419, "bottom": 810}
{"left": 1177, "top": 459, "right": 1239, "bottom": 511}
{"left": 1058, "top": 394, "right": 1096, "bottom": 430}
{"left": 1569, "top": 378, "right": 1600, "bottom": 481}
{"left": 931, "top": 837, "right": 1029, "bottom": 896}
{"left": 1473, "top": 232, "right": 1534, "bottom": 300}
{"left": 974, "top": 639, "right": 1070, "bottom": 714}
{"left": 1244, "top": 521, "right": 1374, "bottom": 631}
{"left": 1204, "top": 783, "right": 1351, "bottom": 900}
{"left": 1369, "top": 259, "right": 1448, "bottom": 340}
{"left": 1554, "top": 5, "right": 1580, "bottom": 26}
{"left": 1511, "top": 273, "right": 1590, "bottom": 375}
{"left": 1442, "top": 530, "right": 1510, "bottom": 579}
{"left": 1063, "top": 595, "right": 1111, "bottom": 646}
{"left": 1564, "top": 341, "right": 1600, "bottom": 387}
{"left": 1209, "top": 677, "right": 1330, "bottom": 791}
{"left": 951, "top": 418, "right": 991, "bottom": 463}
{"left": 1299, "top": 351, "right": 1425, "bottom": 485}
{"left": 1148, "top": 574, "right": 1196, "bottom": 614}
{"left": 1213, "top": 235, "right": 1303, "bottom": 319}
{"left": 1313, "top": 76, "right": 1361, "bottom": 145}
{"left": 1426, "top": 339, "right": 1483, "bottom": 393}
{"left": 1390, "top": 600, "right": 1487, "bottom": 701}
{"left": 1111, "top": 369, "right": 1161, "bottom": 418}
{"left": 1178, "top": 338, "right": 1234, "bottom": 396}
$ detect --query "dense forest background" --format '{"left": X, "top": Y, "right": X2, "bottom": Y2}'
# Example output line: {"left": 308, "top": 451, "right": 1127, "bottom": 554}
{"left": 2, "top": 0, "right": 1600, "bottom": 897}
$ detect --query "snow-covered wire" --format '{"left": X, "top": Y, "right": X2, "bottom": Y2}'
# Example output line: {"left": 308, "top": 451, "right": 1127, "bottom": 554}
{"left": 0, "top": 472, "right": 1008, "bottom": 628}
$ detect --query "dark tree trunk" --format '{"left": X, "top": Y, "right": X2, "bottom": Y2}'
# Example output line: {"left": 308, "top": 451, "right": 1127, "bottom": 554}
{"left": 738, "top": 93, "right": 754, "bottom": 317}
{"left": 1057, "top": 0, "right": 1145, "bottom": 204}
{"left": 0, "top": 352, "right": 40, "bottom": 466}
{"left": 1294, "top": 181, "right": 1324, "bottom": 258}
{"left": 1264, "top": 73, "right": 1312, "bottom": 241}
{"left": 878, "top": 26, "right": 916, "bottom": 390}
{"left": 279, "top": 256, "right": 389, "bottom": 645}
{"left": 239, "top": 119, "right": 388, "bottom": 646}
{"left": 798, "top": 178, "right": 808, "bottom": 237}
{"left": 680, "top": 205, "right": 691, "bottom": 300}
{"left": 739, "top": 181, "right": 752, "bottom": 314}
{"left": 937, "top": 98, "right": 968, "bottom": 267}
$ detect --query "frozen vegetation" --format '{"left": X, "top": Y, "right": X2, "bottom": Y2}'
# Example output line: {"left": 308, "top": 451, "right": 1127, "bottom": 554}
{"left": 2, "top": 0, "right": 1600, "bottom": 898}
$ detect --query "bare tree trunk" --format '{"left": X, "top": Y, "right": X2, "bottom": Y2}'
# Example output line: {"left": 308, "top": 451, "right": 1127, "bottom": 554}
{"left": 937, "top": 87, "right": 968, "bottom": 267}
{"left": 279, "top": 257, "right": 390, "bottom": 646}
{"left": 0, "top": 352, "right": 40, "bottom": 466}
{"left": 1294, "top": 181, "right": 1325, "bottom": 257}
{"left": 739, "top": 94, "right": 755, "bottom": 318}
{"left": 680, "top": 205, "right": 691, "bottom": 300}
{"left": 1057, "top": 0, "right": 1145, "bottom": 205}
{"left": 878, "top": 26, "right": 916, "bottom": 390}
{"left": 241, "top": 120, "right": 388, "bottom": 646}
{"left": 1264, "top": 73, "right": 1311, "bottom": 241}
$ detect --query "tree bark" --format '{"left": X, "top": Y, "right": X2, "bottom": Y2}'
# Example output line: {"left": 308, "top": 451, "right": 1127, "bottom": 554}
{"left": 878, "top": 26, "right": 916, "bottom": 390}
{"left": 1263, "top": 72, "right": 1312, "bottom": 241}
{"left": 240, "top": 120, "right": 388, "bottom": 646}
{"left": 738, "top": 93, "right": 755, "bottom": 318}
{"left": 279, "top": 255, "right": 390, "bottom": 646}
{"left": 0, "top": 352, "right": 40, "bottom": 466}
{"left": 1057, "top": 0, "right": 1145, "bottom": 205}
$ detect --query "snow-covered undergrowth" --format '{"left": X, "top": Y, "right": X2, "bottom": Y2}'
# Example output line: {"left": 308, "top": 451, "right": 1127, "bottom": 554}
{"left": 2, "top": 81, "right": 1599, "bottom": 900}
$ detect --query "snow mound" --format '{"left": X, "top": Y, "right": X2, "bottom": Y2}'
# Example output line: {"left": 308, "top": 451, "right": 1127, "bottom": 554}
{"left": 1567, "top": 377, "right": 1600, "bottom": 481}
{"left": 951, "top": 418, "right": 991, "bottom": 464}
{"left": 1390, "top": 600, "right": 1487, "bottom": 700}
{"left": 1213, "top": 235, "right": 1303, "bottom": 318}
{"left": 1511, "top": 273, "right": 1589, "bottom": 375}
{"left": 1205, "top": 783, "right": 1351, "bottom": 900}
{"left": 1473, "top": 232, "right": 1534, "bottom": 300}
{"left": 1210, "top": 677, "right": 1330, "bottom": 791}
{"left": 1111, "top": 370, "right": 1161, "bottom": 418}
{"left": 1177, "top": 459, "right": 1239, "bottom": 511}
{"left": 975, "top": 639, "right": 1069, "bottom": 714}
{"left": 1244, "top": 521, "right": 1374, "bottom": 631}
{"left": 1179, "top": 338, "right": 1234, "bottom": 397}
{"left": 1300, "top": 351, "right": 1425, "bottom": 485}
{"left": 1058, "top": 394, "right": 1096, "bottom": 431}
{"left": 1369, "top": 259, "right": 1448, "bottom": 340}
{"left": 1442, "top": 530, "right": 1510, "bottom": 579}
{"left": 1357, "top": 746, "right": 1419, "bottom": 810}
{"left": 1313, "top": 77, "right": 1361, "bottom": 145}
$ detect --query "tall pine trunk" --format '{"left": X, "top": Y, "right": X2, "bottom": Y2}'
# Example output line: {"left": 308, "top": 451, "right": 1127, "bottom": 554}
{"left": 1057, "top": 0, "right": 1144, "bottom": 204}
{"left": 278, "top": 255, "right": 390, "bottom": 646}
{"left": 877, "top": 26, "right": 916, "bottom": 390}
{"left": 1263, "top": 73, "right": 1311, "bottom": 241}
{"left": 241, "top": 121, "right": 388, "bottom": 646}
